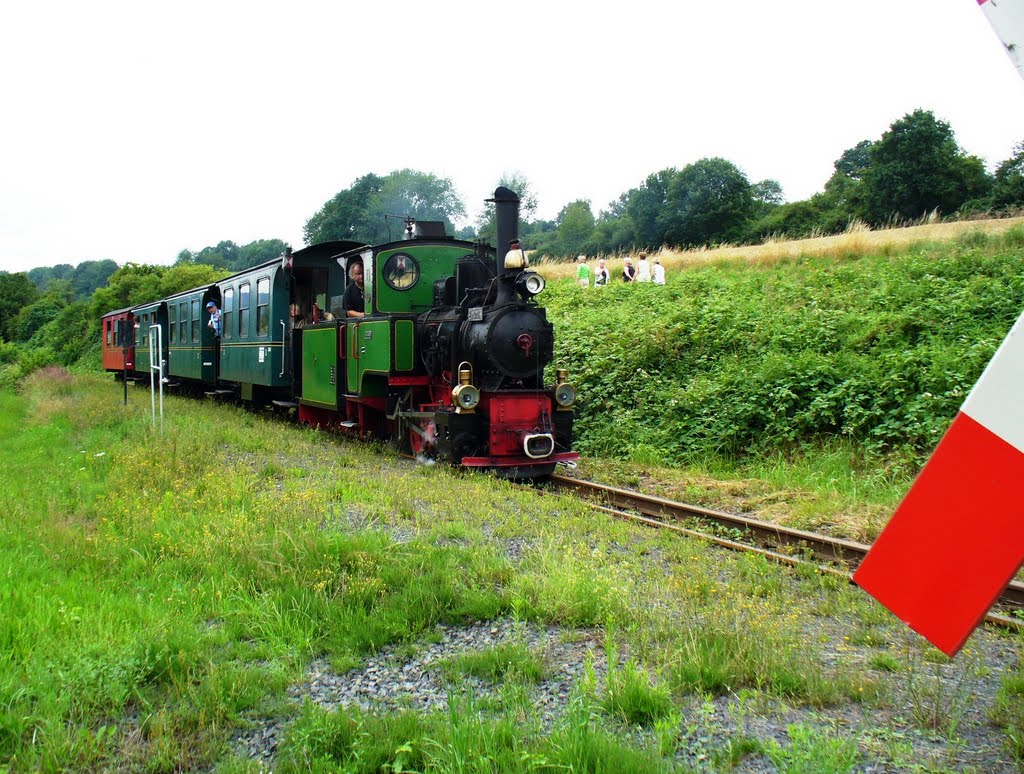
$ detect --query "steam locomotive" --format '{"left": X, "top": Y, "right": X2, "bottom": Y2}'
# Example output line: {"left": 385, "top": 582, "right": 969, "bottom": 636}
{"left": 100, "top": 188, "right": 578, "bottom": 477}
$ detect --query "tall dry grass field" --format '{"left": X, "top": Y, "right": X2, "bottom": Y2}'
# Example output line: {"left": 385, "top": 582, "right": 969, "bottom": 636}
{"left": 532, "top": 216, "right": 1024, "bottom": 281}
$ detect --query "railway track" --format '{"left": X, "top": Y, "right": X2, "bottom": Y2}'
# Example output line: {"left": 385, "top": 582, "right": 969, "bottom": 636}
{"left": 548, "top": 473, "right": 1024, "bottom": 632}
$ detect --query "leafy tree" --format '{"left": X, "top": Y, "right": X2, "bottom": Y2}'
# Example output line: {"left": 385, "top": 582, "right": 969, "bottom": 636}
{"left": 28, "top": 263, "right": 73, "bottom": 292}
{"left": 625, "top": 168, "right": 676, "bottom": 249}
{"left": 89, "top": 264, "right": 164, "bottom": 320}
{"left": 662, "top": 157, "right": 754, "bottom": 246}
{"left": 362, "top": 170, "right": 466, "bottom": 244}
{"left": 474, "top": 172, "right": 540, "bottom": 244}
{"left": 70, "top": 260, "right": 118, "bottom": 299}
{"left": 28, "top": 300, "right": 94, "bottom": 365}
{"left": 0, "top": 272, "right": 40, "bottom": 341}
{"left": 835, "top": 140, "right": 875, "bottom": 181}
{"left": 991, "top": 141, "right": 1024, "bottom": 210}
{"left": 752, "top": 179, "right": 783, "bottom": 208}
{"left": 157, "top": 264, "right": 228, "bottom": 298}
{"left": 193, "top": 240, "right": 240, "bottom": 269}
{"left": 553, "top": 200, "right": 596, "bottom": 257}
{"left": 305, "top": 170, "right": 465, "bottom": 245}
{"left": 859, "top": 109, "right": 991, "bottom": 224}
{"left": 13, "top": 281, "right": 73, "bottom": 343}
{"left": 304, "top": 173, "right": 383, "bottom": 244}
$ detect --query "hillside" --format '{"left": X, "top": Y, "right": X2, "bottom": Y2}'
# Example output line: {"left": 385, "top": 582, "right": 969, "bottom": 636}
{"left": 541, "top": 221, "right": 1024, "bottom": 533}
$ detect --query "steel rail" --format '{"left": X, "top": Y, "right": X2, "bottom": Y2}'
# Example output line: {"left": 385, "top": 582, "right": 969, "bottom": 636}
{"left": 550, "top": 474, "right": 1024, "bottom": 630}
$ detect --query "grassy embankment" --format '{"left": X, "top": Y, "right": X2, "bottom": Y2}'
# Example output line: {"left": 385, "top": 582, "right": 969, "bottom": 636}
{"left": 6, "top": 371, "right": 1002, "bottom": 772}
{"left": 540, "top": 220, "right": 1024, "bottom": 539}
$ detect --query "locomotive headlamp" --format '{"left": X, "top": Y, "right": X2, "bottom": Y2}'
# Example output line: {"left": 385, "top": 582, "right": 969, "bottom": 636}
{"left": 452, "top": 384, "right": 480, "bottom": 412}
{"left": 554, "top": 382, "right": 576, "bottom": 408}
{"left": 453, "top": 361, "right": 480, "bottom": 413}
{"left": 517, "top": 271, "right": 546, "bottom": 297}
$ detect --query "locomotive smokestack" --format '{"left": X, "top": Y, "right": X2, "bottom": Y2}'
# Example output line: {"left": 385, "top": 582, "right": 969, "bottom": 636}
{"left": 490, "top": 186, "right": 520, "bottom": 276}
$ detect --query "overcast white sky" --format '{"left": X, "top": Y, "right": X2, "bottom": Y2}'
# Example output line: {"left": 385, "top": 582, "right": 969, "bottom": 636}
{"left": 1, "top": 0, "right": 1023, "bottom": 273}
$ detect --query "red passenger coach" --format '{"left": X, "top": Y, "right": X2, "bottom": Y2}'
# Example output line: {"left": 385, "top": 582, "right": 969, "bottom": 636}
{"left": 101, "top": 307, "right": 136, "bottom": 375}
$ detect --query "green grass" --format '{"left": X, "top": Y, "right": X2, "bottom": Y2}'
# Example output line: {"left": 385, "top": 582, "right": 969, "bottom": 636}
{"left": 763, "top": 723, "right": 860, "bottom": 773}
{"left": 435, "top": 643, "right": 546, "bottom": 685}
{"left": 0, "top": 369, "right": 997, "bottom": 769}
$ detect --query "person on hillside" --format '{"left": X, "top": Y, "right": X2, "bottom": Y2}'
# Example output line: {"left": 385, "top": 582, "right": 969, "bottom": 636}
{"left": 504, "top": 238, "right": 528, "bottom": 271}
{"left": 343, "top": 262, "right": 366, "bottom": 318}
{"left": 593, "top": 259, "right": 610, "bottom": 287}
{"left": 636, "top": 254, "right": 651, "bottom": 282}
{"left": 622, "top": 258, "right": 636, "bottom": 283}
{"left": 652, "top": 258, "right": 666, "bottom": 286}
{"left": 576, "top": 255, "right": 591, "bottom": 288}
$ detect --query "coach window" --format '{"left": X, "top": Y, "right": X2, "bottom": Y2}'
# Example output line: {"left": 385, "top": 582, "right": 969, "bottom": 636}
{"left": 106, "top": 321, "right": 112, "bottom": 346}
{"left": 169, "top": 305, "right": 176, "bottom": 343}
{"left": 191, "top": 299, "right": 200, "bottom": 342}
{"left": 256, "top": 278, "right": 270, "bottom": 336}
{"left": 223, "top": 288, "right": 234, "bottom": 340}
{"left": 239, "top": 283, "right": 250, "bottom": 337}
{"left": 179, "top": 302, "right": 188, "bottom": 344}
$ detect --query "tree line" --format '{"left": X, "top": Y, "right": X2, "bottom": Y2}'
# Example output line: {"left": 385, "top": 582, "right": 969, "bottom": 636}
{"left": 4, "top": 106, "right": 1021, "bottom": 368}
{"left": 302, "top": 109, "right": 1024, "bottom": 259}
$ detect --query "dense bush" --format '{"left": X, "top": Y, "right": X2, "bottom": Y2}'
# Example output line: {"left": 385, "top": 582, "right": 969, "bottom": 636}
{"left": 547, "top": 237, "right": 1024, "bottom": 469}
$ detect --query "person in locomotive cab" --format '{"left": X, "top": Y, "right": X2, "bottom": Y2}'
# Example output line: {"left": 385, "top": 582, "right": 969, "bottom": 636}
{"left": 343, "top": 262, "right": 365, "bottom": 318}
{"left": 504, "top": 238, "right": 528, "bottom": 271}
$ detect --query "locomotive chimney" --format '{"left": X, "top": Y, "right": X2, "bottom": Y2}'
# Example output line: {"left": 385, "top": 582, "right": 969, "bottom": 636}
{"left": 489, "top": 186, "right": 520, "bottom": 276}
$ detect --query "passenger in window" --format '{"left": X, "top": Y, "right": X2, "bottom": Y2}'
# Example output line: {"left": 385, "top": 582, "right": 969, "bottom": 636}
{"left": 206, "top": 301, "right": 222, "bottom": 338}
{"left": 343, "top": 262, "right": 365, "bottom": 318}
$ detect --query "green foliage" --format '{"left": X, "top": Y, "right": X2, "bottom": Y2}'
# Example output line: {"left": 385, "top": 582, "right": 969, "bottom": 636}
{"left": 474, "top": 173, "right": 540, "bottom": 244}
{"left": 553, "top": 200, "right": 597, "bottom": 257}
{"left": 435, "top": 643, "right": 545, "bottom": 685}
{"left": 763, "top": 723, "right": 860, "bottom": 772}
{"left": 626, "top": 168, "right": 677, "bottom": 249}
{"left": 598, "top": 637, "right": 675, "bottom": 726}
{"left": 0, "top": 272, "right": 40, "bottom": 341}
{"left": 28, "top": 260, "right": 118, "bottom": 299}
{"left": 859, "top": 109, "right": 991, "bottom": 224}
{"left": 178, "top": 238, "right": 288, "bottom": 272}
{"left": 547, "top": 239, "right": 1024, "bottom": 469}
{"left": 89, "top": 263, "right": 228, "bottom": 320}
{"left": 991, "top": 140, "right": 1024, "bottom": 211}
{"left": 305, "top": 170, "right": 466, "bottom": 245}
{"left": 663, "top": 157, "right": 755, "bottom": 247}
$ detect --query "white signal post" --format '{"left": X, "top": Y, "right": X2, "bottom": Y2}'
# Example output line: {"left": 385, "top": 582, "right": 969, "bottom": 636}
{"left": 977, "top": 0, "right": 1024, "bottom": 79}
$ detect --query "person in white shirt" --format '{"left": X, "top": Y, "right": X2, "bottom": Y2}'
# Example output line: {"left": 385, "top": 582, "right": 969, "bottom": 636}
{"left": 652, "top": 258, "right": 666, "bottom": 285}
{"left": 636, "top": 254, "right": 651, "bottom": 282}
